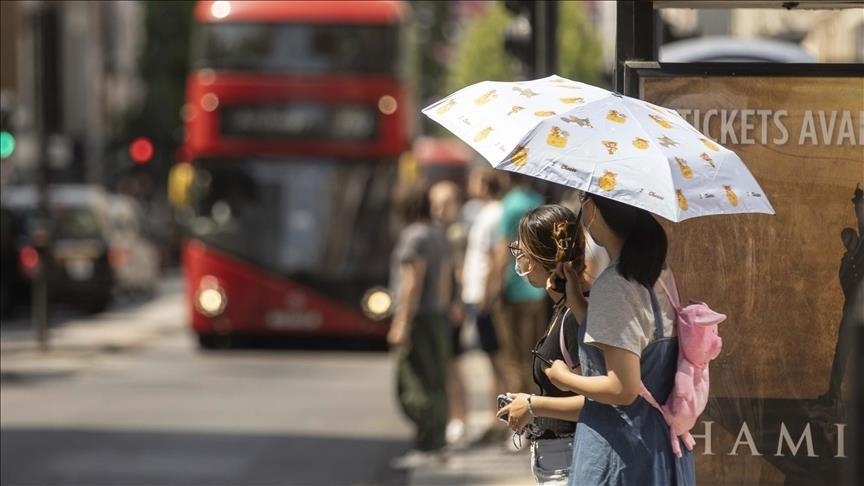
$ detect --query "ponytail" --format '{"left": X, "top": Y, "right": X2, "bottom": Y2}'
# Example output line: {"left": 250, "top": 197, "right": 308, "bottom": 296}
{"left": 590, "top": 195, "right": 667, "bottom": 287}
{"left": 518, "top": 205, "right": 583, "bottom": 270}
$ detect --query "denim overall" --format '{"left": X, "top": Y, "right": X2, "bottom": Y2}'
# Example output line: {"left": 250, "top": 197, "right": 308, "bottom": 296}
{"left": 568, "top": 286, "right": 696, "bottom": 486}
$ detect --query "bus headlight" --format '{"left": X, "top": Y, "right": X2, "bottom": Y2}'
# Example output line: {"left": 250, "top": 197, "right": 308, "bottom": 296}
{"left": 196, "top": 276, "right": 227, "bottom": 317}
{"left": 362, "top": 287, "right": 392, "bottom": 320}
{"left": 211, "top": 1, "right": 231, "bottom": 19}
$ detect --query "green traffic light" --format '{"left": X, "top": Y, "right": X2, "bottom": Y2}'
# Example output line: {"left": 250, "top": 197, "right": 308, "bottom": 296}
{"left": 0, "top": 131, "right": 14, "bottom": 159}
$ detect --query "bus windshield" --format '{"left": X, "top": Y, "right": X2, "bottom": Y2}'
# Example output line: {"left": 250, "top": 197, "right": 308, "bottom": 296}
{"left": 191, "top": 22, "right": 399, "bottom": 74}
{"left": 183, "top": 157, "right": 395, "bottom": 284}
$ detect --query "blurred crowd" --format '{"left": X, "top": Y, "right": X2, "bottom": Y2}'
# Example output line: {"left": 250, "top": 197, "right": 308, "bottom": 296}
{"left": 387, "top": 163, "right": 588, "bottom": 468}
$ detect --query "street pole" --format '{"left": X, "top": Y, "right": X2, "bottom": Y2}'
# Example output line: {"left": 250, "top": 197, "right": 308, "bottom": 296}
{"left": 614, "top": 0, "right": 655, "bottom": 94}
{"left": 532, "top": 1, "right": 557, "bottom": 78}
{"left": 30, "top": 1, "right": 51, "bottom": 351}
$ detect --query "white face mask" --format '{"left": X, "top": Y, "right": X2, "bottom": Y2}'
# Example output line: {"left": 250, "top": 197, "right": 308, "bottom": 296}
{"left": 583, "top": 229, "right": 610, "bottom": 282}
{"left": 514, "top": 260, "right": 532, "bottom": 280}
{"left": 581, "top": 203, "right": 600, "bottom": 247}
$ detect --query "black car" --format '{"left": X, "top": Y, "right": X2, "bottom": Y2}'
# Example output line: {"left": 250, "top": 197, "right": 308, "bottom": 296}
{"left": 0, "top": 207, "right": 26, "bottom": 318}
{"left": 1, "top": 185, "right": 115, "bottom": 314}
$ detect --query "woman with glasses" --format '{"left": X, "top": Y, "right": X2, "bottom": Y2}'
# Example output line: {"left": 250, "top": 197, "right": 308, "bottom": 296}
{"left": 543, "top": 192, "right": 696, "bottom": 486}
{"left": 496, "top": 204, "right": 589, "bottom": 485}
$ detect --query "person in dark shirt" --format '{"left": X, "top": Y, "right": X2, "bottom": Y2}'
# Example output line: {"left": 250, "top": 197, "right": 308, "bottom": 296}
{"left": 388, "top": 182, "right": 453, "bottom": 469}
{"left": 496, "top": 204, "right": 587, "bottom": 485}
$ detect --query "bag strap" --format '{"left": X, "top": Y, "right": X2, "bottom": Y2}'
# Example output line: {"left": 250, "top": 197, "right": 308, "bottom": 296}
{"left": 647, "top": 286, "right": 665, "bottom": 341}
{"left": 655, "top": 270, "right": 682, "bottom": 312}
{"left": 558, "top": 308, "right": 576, "bottom": 369}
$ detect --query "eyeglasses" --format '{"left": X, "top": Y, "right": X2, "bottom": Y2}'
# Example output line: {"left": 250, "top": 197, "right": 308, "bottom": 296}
{"left": 508, "top": 241, "right": 522, "bottom": 258}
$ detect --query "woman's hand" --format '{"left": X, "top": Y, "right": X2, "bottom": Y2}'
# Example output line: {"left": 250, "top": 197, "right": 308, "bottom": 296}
{"left": 496, "top": 393, "right": 534, "bottom": 433}
{"left": 545, "top": 273, "right": 564, "bottom": 302}
{"left": 544, "top": 359, "right": 574, "bottom": 391}
{"left": 561, "top": 261, "right": 588, "bottom": 318}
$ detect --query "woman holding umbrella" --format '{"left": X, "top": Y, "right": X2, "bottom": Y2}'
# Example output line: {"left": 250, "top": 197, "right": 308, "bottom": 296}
{"left": 423, "top": 73, "right": 773, "bottom": 485}
{"left": 544, "top": 192, "right": 695, "bottom": 486}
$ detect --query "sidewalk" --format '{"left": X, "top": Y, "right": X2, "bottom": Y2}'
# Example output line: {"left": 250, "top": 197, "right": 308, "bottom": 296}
{"left": 407, "top": 351, "right": 535, "bottom": 486}
{"left": 0, "top": 275, "right": 185, "bottom": 380}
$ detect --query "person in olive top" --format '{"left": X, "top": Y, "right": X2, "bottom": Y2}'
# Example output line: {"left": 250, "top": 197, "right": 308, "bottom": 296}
{"left": 497, "top": 204, "right": 586, "bottom": 485}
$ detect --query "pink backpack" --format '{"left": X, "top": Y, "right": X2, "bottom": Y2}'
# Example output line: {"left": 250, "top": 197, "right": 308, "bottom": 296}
{"left": 640, "top": 274, "right": 725, "bottom": 458}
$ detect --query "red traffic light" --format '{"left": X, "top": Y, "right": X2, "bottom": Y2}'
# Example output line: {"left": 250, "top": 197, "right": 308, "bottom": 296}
{"left": 129, "top": 137, "right": 154, "bottom": 164}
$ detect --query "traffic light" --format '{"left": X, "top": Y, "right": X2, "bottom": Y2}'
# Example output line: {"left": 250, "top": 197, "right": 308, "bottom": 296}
{"left": 503, "top": 1, "right": 557, "bottom": 78}
{"left": 0, "top": 104, "right": 14, "bottom": 160}
{"left": 503, "top": 1, "right": 535, "bottom": 76}
{"left": 0, "top": 131, "right": 14, "bottom": 159}
{"left": 129, "top": 136, "right": 154, "bottom": 164}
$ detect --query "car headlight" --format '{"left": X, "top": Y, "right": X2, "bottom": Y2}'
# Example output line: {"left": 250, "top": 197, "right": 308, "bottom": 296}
{"left": 196, "top": 276, "right": 227, "bottom": 317}
{"left": 362, "top": 287, "right": 392, "bottom": 320}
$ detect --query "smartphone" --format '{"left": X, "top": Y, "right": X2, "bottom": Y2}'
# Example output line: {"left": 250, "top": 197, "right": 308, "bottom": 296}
{"left": 532, "top": 350, "right": 554, "bottom": 367}
{"left": 496, "top": 393, "right": 512, "bottom": 423}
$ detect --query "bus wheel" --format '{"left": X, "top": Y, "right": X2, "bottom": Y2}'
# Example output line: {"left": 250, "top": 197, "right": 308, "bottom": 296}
{"left": 197, "top": 333, "right": 232, "bottom": 350}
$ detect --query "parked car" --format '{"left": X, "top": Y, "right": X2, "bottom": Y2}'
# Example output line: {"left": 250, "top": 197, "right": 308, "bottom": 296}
{"left": 660, "top": 36, "right": 815, "bottom": 63}
{"left": 1, "top": 185, "right": 115, "bottom": 314}
{"left": 0, "top": 207, "right": 27, "bottom": 318}
{"left": 107, "top": 194, "right": 160, "bottom": 296}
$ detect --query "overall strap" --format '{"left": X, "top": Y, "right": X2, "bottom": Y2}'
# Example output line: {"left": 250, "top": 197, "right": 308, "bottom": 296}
{"left": 558, "top": 308, "right": 576, "bottom": 369}
{"left": 647, "top": 286, "right": 664, "bottom": 341}
{"left": 639, "top": 284, "right": 672, "bottom": 415}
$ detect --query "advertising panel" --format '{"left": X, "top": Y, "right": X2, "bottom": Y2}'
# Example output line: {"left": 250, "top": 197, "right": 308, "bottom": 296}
{"left": 634, "top": 67, "right": 862, "bottom": 485}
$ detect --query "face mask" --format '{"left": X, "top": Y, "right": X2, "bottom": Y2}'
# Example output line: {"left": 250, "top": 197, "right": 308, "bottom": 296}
{"left": 583, "top": 229, "right": 610, "bottom": 282}
{"left": 514, "top": 260, "right": 532, "bottom": 281}
{"left": 581, "top": 203, "right": 600, "bottom": 246}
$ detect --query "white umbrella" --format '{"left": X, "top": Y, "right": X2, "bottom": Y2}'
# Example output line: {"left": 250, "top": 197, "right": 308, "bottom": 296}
{"left": 422, "top": 75, "right": 774, "bottom": 222}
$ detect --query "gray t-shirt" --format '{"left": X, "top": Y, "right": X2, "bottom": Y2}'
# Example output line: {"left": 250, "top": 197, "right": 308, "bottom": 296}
{"left": 584, "top": 264, "right": 677, "bottom": 357}
{"left": 390, "top": 222, "right": 450, "bottom": 314}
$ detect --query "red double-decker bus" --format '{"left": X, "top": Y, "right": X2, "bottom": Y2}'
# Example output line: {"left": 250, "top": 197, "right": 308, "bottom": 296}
{"left": 179, "top": 1, "right": 412, "bottom": 348}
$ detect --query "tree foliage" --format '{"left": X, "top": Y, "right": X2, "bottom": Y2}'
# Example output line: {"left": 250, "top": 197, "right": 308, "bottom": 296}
{"left": 444, "top": 1, "right": 604, "bottom": 96}
{"left": 444, "top": 3, "right": 516, "bottom": 95}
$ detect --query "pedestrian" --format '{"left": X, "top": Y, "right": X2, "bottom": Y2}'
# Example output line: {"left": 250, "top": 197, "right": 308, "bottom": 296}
{"left": 543, "top": 191, "right": 696, "bottom": 486}
{"left": 388, "top": 182, "right": 453, "bottom": 469}
{"left": 491, "top": 175, "right": 549, "bottom": 425}
{"left": 429, "top": 180, "right": 470, "bottom": 446}
{"left": 496, "top": 204, "right": 586, "bottom": 485}
{"left": 460, "top": 168, "right": 511, "bottom": 442}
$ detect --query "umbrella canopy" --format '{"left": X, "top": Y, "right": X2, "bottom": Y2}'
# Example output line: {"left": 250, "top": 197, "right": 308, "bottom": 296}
{"left": 422, "top": 75, "right": 774, "bottom": 222}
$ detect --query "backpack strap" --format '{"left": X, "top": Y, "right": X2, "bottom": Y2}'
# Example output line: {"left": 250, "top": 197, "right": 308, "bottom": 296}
{"left": 558, "top": 308, "right": 576, "bottom": 369}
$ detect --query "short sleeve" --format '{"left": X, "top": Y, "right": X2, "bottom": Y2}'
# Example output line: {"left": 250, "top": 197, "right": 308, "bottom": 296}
{"left": 396, "top": 226, "right": 426, "bottom": 264}
{"left": 584, "top": 270, "right": 650, "bottom": 356}
{"left": 500, "top": 201, "right": 520, "bottom": 240}
{"left": 480, "top": 207, "right": 503, "bottom": 253}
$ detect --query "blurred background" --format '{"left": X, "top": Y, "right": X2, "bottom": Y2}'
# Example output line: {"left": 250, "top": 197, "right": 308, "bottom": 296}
{"left": 0, "top": 1, "right": 861, "bottom": 485}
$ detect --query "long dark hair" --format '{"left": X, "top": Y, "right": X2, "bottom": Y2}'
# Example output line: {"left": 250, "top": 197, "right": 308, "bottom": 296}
{"left": 518, "top": 204, "right": 584, "bottom": 271}
{"left": 590, "top": 195, "right": 667, "bottom": 287}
